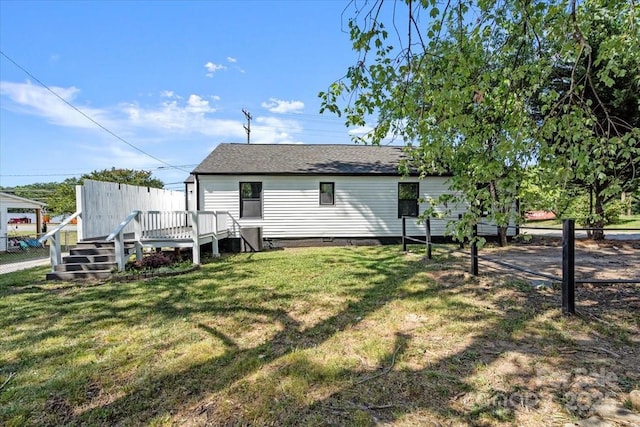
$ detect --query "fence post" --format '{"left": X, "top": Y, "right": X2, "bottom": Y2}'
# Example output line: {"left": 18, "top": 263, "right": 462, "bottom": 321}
{"left": 471, "top": 223, "right": 478, "bottom": 276}
{"left": 426, "top": 217, "right": 432, "bottom": 260}
{"left": 191, "top": 211, "right": 200, "bottom": 265}
{"left": 458, "top": 214, "right": 464, "bottom": 249}
{"left": 562, "top": 219, "right": 576, "bottom": 315}
{"left": 402, "top": 216, "right": 407, "bottom": 252}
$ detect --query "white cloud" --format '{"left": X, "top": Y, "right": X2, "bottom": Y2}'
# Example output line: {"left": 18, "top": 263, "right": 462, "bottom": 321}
{"left": 124, "top": 97, "right": 243, "bottom": 138}
{"left": 348, "top": 125, "right": 374, "bottom": 137}
{"left": 261, "top": 98, "right": 305, "bottom": 114}
{"left": 211, "top": 95, "right": 221, "bottom": 101}
{"left": 227, "top": 56, "right": 237, "bottom": 63}
{"left": 0, "top": 80, "right": 111, "bottom": 129}
{"left": 251, "top": 116, "right": 304, "bottom": 144}
{"left": 204, "top": 61, "right": 227, "bottom": 77}
{"left": 186, "top": 94, "right": 214, "bottom": 114}
{"left": 0, "top": 79, "right": 308, "bottom": 162}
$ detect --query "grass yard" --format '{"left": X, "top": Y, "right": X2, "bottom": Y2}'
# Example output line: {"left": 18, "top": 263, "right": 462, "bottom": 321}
{"left": 525, "top": 214, "right": 640, "bottom": 229}
{"left": 1, "top": 246, "right": 638, "bottom": 426}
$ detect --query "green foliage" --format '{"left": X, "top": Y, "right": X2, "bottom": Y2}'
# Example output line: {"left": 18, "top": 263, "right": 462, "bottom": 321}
{"left": 519, "top": 167, "right": 573, "bottom": 216}
{"left": 534, "top": 0, "right": 640, "bottom": 237}
{"left": 1, "top": 182, "right": 55, "bottom": 204}
{"left": 45, "top": 177, "right": 80, "bottom": 216}
{"left": 562, "top": 194, "right": 628, "bottom": 227}
{"left": 84, "top": 168, "right": 164, "bottom": 189}
{"left": 5, "top": 169, "right": 165, "bottom": 216}
{"left": 321, "top": 0, "right": 638, "bottom": 241}
{"left": 633, "top": 188, "right": 640, "bottom": 215}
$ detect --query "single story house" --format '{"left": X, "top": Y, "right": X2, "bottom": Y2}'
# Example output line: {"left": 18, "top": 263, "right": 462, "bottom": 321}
{"left": 187, "top": 143, "right": 488, "bottom": 246}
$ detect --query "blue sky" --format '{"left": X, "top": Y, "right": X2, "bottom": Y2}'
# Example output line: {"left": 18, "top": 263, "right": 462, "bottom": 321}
{"left": 0, "top": 0, "right": 381, "bottom": 190}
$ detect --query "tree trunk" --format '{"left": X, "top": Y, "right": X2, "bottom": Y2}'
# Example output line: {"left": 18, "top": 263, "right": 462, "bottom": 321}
{"left": 498, "top": 225, "right": 508, "bottom": 247}
{"left": 591, "top": 191, "right": 605, "bottom": 241}
{"left": 487, "top": 180, "right": 509, "bottom": 246}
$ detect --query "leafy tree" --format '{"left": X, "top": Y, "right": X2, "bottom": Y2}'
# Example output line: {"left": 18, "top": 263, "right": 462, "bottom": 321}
{"left": 6, "top": 182, "right": 56, "bottom": 204}
{"left": 321, "top": 0, "right": 553, "bottom": 245}
{"left": 46, "top": 178, "right": 80, "bottom": 216}
{"left": 2, "top": 169, "right": 164, "bottom": 217}
{"left": 17, "top": 169, "right": 164, "bottom": 216}
{"left": 535, "top": 0, "right": 640, "bottom": 239}
{"left": 320, "top": 0, "right": 638, "bottom": 242}
{"left": 519, "top": 166, "right": 579, "bottom": 217}
{"left": 83, "top": 168, "right": 164, "bottom": 188}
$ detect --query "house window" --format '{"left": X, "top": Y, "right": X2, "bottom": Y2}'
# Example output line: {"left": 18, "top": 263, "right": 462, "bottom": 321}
{"left": 240, "top": 182, "right": 262, "bottom": 218}
{"left": 319, "top": 182, "right": 335, "bottom": 205}
{"left": 398, "top": 182, "right": 419, "bottom": 218}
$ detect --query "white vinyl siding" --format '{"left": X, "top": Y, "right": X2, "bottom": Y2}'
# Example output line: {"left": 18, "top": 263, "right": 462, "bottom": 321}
{"left": 199, "top": 175, "right": 476, "bottom": 238}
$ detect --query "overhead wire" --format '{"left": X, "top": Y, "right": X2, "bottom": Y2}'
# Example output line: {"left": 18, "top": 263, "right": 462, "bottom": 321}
{"left": 0, "top": 50, "right": 189, "bottom": 173}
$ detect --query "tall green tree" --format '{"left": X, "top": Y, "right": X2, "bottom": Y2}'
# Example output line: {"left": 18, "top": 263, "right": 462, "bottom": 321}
{"left": 536, "top": 0, "right": 640, "bottom": 239}
{"left": 321, "top": 0, "right": 552, "bottom": 245}
{"left": 46, "top": 178, "right": 81, "bottom": 216}
{"left": 321, "top": 0, "right": 638, "bottom": 242}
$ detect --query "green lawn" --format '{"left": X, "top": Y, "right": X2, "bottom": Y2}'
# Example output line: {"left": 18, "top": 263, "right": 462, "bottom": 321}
{"left": 525, "top": 214, "right": 640, "bottom": 229}
{"left": 1, "top": 246, "right": 637, "bottom": 426}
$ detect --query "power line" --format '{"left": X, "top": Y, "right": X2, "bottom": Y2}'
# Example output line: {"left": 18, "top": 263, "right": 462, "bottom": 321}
{"left": 0, "top": 50, "right": 189, "bottom": 173}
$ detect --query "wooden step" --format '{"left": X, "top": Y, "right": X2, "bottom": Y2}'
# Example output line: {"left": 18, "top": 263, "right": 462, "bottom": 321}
{"left": 63, "top": 254, "right": 116, "bottom": 264}
{"left": 54, "top": 262, "right": 117, "bottom": 272}
{"left": 69, "top": 247, "right": 116, "bottom": 256}
{"left": 46, "top": 239, "right": 121, "bottom": 281}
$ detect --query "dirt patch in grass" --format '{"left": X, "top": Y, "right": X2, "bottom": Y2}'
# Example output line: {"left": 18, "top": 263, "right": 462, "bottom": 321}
{"left": 481, "top": 237, "right": 640, "bottom": 283}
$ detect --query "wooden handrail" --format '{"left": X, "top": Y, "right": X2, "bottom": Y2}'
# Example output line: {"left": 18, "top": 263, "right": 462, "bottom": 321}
{"left": 106, "top": 210, "right": 141, "bottom": 241}
{"left": 38, "top": 211, "right": 81, "bottom": 245}
{"left": 37, "top": 211, "right": 81, "bottom": 271}
{"left": 106, "top": 210, "right": 142, "bottom": 271}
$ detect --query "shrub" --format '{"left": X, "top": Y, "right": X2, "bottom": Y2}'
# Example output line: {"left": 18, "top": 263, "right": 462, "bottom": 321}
{"left": 563, "top": 195, "right": 629, "bottom": 226}
{"left": 132, "top": 252, "right": 173, "bottom": 270}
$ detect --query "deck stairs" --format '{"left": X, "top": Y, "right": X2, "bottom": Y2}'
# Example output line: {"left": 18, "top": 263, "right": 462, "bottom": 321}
{"left": 46, "top": 240, "right": 134, "bottom": 281}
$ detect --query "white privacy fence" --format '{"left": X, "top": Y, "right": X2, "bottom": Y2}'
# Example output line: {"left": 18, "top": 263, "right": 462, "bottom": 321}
{"left": 78, "top": 180, "right": 185, "bottom": 240}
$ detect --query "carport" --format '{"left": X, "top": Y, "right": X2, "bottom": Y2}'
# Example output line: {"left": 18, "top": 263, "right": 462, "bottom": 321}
{"left": 0, "top": 192, "right": 47, "bottom": 252}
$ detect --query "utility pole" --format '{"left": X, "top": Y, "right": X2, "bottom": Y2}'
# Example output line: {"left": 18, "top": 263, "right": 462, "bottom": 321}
{"left": 242, "top": 109, "right": 252, "bottom": 144}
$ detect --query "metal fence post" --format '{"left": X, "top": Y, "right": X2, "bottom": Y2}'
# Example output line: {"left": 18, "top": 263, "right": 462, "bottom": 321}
{"left": 471, "top": 223, "right": 478, "bottom": 276}
{"left": 402, "top": 216, "right": 407, "bottom": 252}
{"left": 426, "top": 217, "right": 432, "bottom": 260}
{"left": 562, "top": 219, "right": 576, "bottom": 315}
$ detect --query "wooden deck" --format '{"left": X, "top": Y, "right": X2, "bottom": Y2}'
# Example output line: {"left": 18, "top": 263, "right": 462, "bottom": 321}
{"left": 42, "top": 210, "right": 235, "bottom": 272}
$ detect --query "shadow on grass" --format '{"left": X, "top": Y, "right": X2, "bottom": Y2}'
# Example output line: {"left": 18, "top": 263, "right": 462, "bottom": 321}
{"left": 0, "top": 246, "right": 637, "bottom": 426}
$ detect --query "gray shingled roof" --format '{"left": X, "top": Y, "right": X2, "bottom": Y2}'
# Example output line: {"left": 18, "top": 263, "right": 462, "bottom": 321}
{"left": 192, "top": 143, "right": 414, "bottom": 176}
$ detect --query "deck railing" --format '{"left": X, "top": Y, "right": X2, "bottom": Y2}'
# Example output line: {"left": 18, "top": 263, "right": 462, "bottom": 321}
{"left": 105, "top": 210, "right": 231, "bottom": 270}
{"left": 140, "top": 211, "right": 191, "bottom": 240}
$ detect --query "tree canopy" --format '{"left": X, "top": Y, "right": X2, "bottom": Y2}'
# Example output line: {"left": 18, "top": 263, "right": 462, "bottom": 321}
{"left": 321, "top": 0, "right": 639, "bottom": 241}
